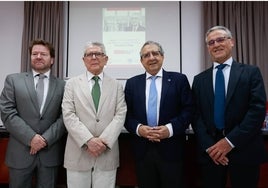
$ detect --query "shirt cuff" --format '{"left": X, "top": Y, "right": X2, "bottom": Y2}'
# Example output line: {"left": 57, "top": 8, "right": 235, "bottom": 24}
{"left": 136, "top": 124, "right": 142, "bottom": 136}
{"left": 165, "top": 123, "right": 173, "bottom": 137}
{"left": 225, "top": 137, "right": 235, "bottom": 148}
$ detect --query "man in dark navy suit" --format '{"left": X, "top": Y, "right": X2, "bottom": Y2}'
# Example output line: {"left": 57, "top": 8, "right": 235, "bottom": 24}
{"left": 192, "top": 26, "right": 267, "bottom": 188}
{"left": 124, "top": 41, "right": 193, "bottom": 188}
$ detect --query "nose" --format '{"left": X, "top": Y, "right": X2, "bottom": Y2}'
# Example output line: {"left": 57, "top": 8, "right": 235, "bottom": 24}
{"left": 92, "top": 54, "right": 97, "bottom": 59}
{"left": 148, "top": 52, "right": 155, "bottom": 59}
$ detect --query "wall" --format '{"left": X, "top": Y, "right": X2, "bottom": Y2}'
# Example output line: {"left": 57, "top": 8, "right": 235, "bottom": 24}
{"left": 0, "top": 2, "right": 203, "bottom": 90}
{"left": 0, "top": 2, "right": 23, "bottom": 91}
{"left": 0, "top": 2, "right": 24, "bottom": 125}
{"left": 181, "top": 1, "right": 204, "bottom": 84}
{"left": 67, "top": 1, "right": 204, "bottom": 86}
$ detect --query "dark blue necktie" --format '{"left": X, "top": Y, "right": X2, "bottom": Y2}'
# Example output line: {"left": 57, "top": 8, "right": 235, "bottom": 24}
{"left": 214, "top": 64, "right": 227, "bottom": 129}
{"left": 147, "top": 76, "right": 158, "bottom": 127}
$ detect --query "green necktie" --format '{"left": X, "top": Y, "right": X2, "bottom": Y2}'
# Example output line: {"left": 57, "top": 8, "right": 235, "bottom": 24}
{"left": 92, "top": 76, "right": 100, "bottom": 111}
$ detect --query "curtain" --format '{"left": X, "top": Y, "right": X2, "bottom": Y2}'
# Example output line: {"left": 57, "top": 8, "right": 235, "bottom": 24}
{"left": 21, "top": 2, "right": 65, "bottom": 78}
{"left": 203, "top": 1, "right": 268, "bottom": 95}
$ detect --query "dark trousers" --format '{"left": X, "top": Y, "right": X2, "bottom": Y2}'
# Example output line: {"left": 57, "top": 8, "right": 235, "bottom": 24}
{"left": 135, "top": 145, "right": 184, "bottom": 188}
{"left": 201, "top": 162, "right": 260, "bottom": 188}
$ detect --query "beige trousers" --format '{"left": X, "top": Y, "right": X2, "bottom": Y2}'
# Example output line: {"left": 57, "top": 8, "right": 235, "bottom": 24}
{"left": 67, "top": 168, "right": 117, "bottom": 188}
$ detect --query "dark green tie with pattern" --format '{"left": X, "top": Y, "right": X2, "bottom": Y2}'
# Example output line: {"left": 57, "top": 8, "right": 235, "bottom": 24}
{"left": 92, "top": 76, "right": 100, "bottom": 111}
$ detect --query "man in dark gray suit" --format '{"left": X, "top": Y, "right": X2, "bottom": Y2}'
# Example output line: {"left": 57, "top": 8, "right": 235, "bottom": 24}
{"left": 0, "top": 39, "right": 66, "bottom": 188}
{"left": 192, "top": 26, "right": 267, "bottom": 188}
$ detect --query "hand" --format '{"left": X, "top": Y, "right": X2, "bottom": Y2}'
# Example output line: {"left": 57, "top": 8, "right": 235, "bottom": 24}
{"left": 86, "top": 137, "right": 108, "bottom": 157}
{"left": 207, "top": 138, "right": 232, "bottom": 165}
{"left": 30, "top": 134, "right": 47, "bottom": 155}
{"left": 138, "top": 125, "right": 170, "bottom": 142}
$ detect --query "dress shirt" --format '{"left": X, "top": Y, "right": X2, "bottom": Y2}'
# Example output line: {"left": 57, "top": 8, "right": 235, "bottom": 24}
{"left": 213, "top": 57, "right": 232, "bottom": 94}
{"left": 86, "top": 71, "right": 103, "bottom": 92}
{"left": 136, "top": 69, "right": 173, "bottom": 137}
{"left": 33, "top": 70, "right": 50, "bottom": 113}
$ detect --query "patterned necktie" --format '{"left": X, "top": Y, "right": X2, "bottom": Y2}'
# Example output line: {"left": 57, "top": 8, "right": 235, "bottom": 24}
{"left": 92, "top": 76, "right": 100, "bottom": 111}
{"left": 147, "top": 76, "right": 158, "bottom": 127}
{"left": 36, "top": 74, "right": 46, "bottom": 108}
{"left": 214, "top": 64, "right": 227, "bottom": 129}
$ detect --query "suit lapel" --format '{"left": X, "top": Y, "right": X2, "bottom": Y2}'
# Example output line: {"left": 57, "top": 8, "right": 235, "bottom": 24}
{"left": 79, "top": 73, "right": 96, "bottom": 111}
{"left": 98, "top": 74, "right": 111, "bottom": 113}
{"left": 42, "top": 74, "right": 57, "bottom": 115}
{"left": 204, "top": 67, "right": 214, "bottom": 108}
{"left": 24, "top": 72, "right": 40, "bottom": 112}
{"left": 138, "top": 74, "right": 147, "bottom": 113}
{"left": 160, "top": 70, "right": 171, "bottom": 108}
{"left": 226, "top": 61, "right": 242, "bottom": 105}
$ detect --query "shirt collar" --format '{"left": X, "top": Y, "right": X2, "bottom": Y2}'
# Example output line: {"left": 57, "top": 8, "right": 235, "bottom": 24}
{"left": 146, "top": 69, "right": 163, "bottom": 80}
{"left": 87, "top": 71, "right": 104, "bottom": 82}
{"left": 213, "top": 57, "right": 233, "bottom": 69}
{"left": 32, "top": 70, "right": 50, "bottom": 78}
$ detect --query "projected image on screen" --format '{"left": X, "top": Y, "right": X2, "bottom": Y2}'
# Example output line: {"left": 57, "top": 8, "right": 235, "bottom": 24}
{"left": 103, "top": 8, "right": 145, "bottom": 65}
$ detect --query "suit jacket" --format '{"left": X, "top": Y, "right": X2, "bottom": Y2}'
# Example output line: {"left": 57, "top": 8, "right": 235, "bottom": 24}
{"left": 124, "top": 69, "right": 194, "bottom": 162}
{"left": 62, "top": 72, "right": 126, "bottom": 171}
{"left": 192, "top": 61, "right": 267, "bottom": 164}
{"left": 0, "top": 72, "right": 66, "bottom": 169}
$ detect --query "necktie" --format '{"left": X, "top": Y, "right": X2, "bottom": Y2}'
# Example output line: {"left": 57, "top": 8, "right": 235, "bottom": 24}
{"left": 214, "top": 64, "right": 227, "bottom": 129}
{"left": 36, "top": 74, "right": 46, "bottom": 108}
{"left": 147, "top": 76, "right": 158, "bottom": 127}
{"left": 92, "top": 76, "right": 100, "bottom": 111}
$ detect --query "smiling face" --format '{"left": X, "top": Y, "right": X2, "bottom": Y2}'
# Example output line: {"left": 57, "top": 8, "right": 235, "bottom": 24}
{"left": 206, "top": 29, "right": 234, "bottom": 64}
{"left": 30, "top": 44, "right": 54, "bottom": 73}
{"left": 140, "top": 43, "right": 164, "bottom": 76}
{"left": 82, "top": 45, "right": 108, "bottom": 75}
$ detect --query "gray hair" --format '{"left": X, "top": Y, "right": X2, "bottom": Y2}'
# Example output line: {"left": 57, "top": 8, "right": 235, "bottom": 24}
{"left": 83, "top": 42, "right": 106, "bottom": 56}
{"left": 205, "top": 26, "right": 233, "bottom": 43}
{"left": 140, "top": 40, "right": 164, "bottom": 58}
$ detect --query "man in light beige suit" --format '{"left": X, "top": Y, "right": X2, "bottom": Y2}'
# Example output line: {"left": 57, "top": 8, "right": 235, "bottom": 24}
{"left": 62, "top": 42, "right": 127, "bottom": 188}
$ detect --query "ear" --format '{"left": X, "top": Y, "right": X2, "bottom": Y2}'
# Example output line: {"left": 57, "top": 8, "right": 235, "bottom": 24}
{"left": 230, "top": 38, "right": 235, "bottom": 47}
{"left": 50, "top": 58, "right": 54, "bottom": 65}
{"left": 104, "top": 56, "right": 109, "bottom": 65}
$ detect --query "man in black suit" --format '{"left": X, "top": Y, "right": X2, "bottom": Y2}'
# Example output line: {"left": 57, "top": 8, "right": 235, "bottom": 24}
{"left": 192, "top": 26, "right": 267, "bottom": 188}
{"left": 124, "top": 41, "right": 193, "bottom": 188}
{"left": 0, "top": 39, "right": 66, "bottom": 188}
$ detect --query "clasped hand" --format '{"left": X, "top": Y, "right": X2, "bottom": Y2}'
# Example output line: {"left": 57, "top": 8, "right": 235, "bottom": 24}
{"left": 138, "top": 125, "right": 170, "bottom": 142}
{"left": 86, "top": 137, "right": 108, "bottom": 157}
{"left": 30, "top": 134, "right": 47, "bottom": 155}
{"left": 206, "top": 138, "right": 232, "bottom": 166}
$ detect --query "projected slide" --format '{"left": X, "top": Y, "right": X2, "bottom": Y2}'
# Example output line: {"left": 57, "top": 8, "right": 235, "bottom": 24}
{"left": 68, "top": 1, "right": 181, "bottom": 79}
{"left": 103, "top": 8, "right": 145, "bottom": 65}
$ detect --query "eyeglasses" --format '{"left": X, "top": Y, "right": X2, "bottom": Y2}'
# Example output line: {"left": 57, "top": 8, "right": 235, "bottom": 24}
{"left": 141, "top": 51, "right": 162, "bottom": 59}
{"left": 84, "top": 52, "right": 105, "bottom": 58}
{"left": 207, "top": 36, "right": 231, "bottom": 46}
{"left": 31, "top": 52, "right": 50, "bottom": 58}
